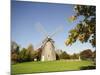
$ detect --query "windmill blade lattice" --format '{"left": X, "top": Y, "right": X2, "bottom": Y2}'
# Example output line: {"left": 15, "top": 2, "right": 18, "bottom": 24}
{"left": 35, "top": 22, "right": 48, "bottom": 37}
{"left": 50, "top": 26, "right": 63, "bottom": 38}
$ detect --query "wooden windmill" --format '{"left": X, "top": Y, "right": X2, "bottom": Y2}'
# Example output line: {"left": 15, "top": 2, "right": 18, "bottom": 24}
{"left": 35, "top": 23, "right": 63, "bottom": 61}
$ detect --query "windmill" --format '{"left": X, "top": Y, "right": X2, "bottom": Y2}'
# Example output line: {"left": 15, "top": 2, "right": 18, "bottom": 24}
{"left": 35, "top": 23, "right": 63, "bottom": 61}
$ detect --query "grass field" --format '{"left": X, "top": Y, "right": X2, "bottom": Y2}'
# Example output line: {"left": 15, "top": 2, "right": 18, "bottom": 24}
{"left": 12, "top": 60, "right": 94, "bottom": 75}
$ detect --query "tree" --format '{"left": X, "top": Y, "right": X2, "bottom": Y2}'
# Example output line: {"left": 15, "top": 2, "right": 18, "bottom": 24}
{"left": 27, "top": 44, "right": 34, "bottom": 51}
{"left": 11, "top": 41, "right": 20, "bottom": 54}
{"left": 92, "top": 50, "right": 96, "bottom": 64}
{"left": 65, "top": 5, "right": 96, "bottom": 47}
{"left": 26, "top": 44, "right": 34, "bottom": 61}
{"left": 11, "top": 53, "right": 18, "bottom": 64}
{"left": 11, "top": 41, "right": 20, "bottom": 63}
{"left": 92, "top": 50, "right": 96, "bottom": 59}
{"left": 70, "top": 53, "right": 79, "bottom": 59}
{"left": 18, "top": 48, "right": 27, "bottom": 62}
{"left": 56, "top": 49, "right": 63, "bottom": 60}
{"left": 60, "top": 51, "right": 70, "bottom": 59}
{"left": 37, "top": 48, "right": 42, "bottom": 61}
{"left": 80, "top": 49, "right": 93, "bottom": 60}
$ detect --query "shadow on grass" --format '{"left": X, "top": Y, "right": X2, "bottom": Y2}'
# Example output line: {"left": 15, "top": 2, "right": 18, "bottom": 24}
{"left": 80, "top": 65, "right": 96, "bottom": 70}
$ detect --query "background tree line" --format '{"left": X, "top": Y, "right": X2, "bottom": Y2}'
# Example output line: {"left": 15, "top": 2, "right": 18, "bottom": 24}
{"left": 11, "top": 41, "right": 96, "bottom": 64}
{"left": 56, "top": 49, "right": 95, "bottom": 61}
{"left": 11, "top": 41, "right": 38, "bottom": 64}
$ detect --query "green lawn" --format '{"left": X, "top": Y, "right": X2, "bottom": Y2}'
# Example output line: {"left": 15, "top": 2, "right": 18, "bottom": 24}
{"left": 12, "top": 60, "right": 94, "bottom": 75}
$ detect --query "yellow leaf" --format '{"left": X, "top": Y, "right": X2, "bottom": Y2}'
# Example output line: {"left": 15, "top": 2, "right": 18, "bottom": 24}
{"left": 67, "top": 16, "right": 77, "bottom": 22}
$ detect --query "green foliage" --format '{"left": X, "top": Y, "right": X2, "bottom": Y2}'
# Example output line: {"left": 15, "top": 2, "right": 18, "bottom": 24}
{"left": 11, "top": 42, "right": 39, "bottom": 63}
{"left": 66, "top": 5, "right": 96, "bottom": 47}
{"left": 11, "top": 41, "right": 20, "bottom": 54}
{"left": 18, "top": 48, "right": 28, "bottom": 62}
{"left": 36, "top": 48, "right": 42, "bottom": 61}
{"left": 92, "top": 50, "right": 96, "bottom": 59}
{"left": 11, "top": 41, "right": 20, "bottom": 63}
{"left": 27, "top": 44, "right": 34, "bottom": 51}
{"left": 11, "top": 53, "right": 18, "bottom": 64}
{"left": 92, "top": 50, "right": 96, "bottom": 65}
{"left": 59, "top": 51, "right": 70, "bottom": 59}
{"left": 70, "top": 53, "right": 79, "bottom": 59}
{"left": 18, "top": 48, "right": 37, "bottom": 62}
{"left": 26, "top": 44, "right": 34, "bottom": 61}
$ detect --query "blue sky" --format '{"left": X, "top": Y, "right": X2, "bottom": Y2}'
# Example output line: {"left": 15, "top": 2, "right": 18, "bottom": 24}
{"left": 11, "top": 1, "right": 95, "bottom": 54}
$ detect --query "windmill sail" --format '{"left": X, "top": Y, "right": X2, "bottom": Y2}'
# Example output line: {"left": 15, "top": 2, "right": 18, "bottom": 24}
{"left": 35, "top": 23, "right": 63, "bottom": 61}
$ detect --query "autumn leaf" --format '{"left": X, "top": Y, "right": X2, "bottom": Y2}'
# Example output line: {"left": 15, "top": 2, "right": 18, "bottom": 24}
{"left": 65, "top": 38, "right": 72, "bottom": 46}
{"left": 68, "top": 16, "right": 77, "bottom": 22}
